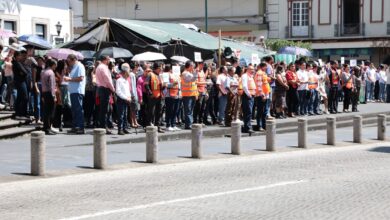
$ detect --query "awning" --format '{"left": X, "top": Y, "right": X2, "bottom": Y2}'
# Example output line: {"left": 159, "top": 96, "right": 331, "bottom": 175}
{"left": 313, "top": 48, "right": 373, "bottom": 57}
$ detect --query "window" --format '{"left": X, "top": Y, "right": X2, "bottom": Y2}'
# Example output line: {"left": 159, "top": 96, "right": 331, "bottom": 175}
{"left": 291, "top": 1, "right": 309, "bottom": 37}
{"left": 4, "top": 20, "right": 16, "bottom": 32}
{"left": 35, "top": 24, "right": 46, "bottom": 39}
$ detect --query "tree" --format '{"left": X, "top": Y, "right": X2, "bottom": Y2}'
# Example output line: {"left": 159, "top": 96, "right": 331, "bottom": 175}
{"left": 265, "top": 39, "right": 312, "bottom": 52}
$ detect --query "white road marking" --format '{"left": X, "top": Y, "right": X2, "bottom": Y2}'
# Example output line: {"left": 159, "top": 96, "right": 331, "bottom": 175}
{"left": 59, "top": 179, "right": 307, "bottom": 220}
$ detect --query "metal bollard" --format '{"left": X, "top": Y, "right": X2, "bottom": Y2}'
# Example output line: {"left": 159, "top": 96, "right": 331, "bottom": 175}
{"left": 31, "top": 131, "right": 45, "bottom": 176}
{"left": 378, "top": 114, "right": 387, "bottom": 141}
{"left": 191, "top": 124, "right": 203, "bottom": 159}
{"left": 146, "top": 126, "right": 158, "bottom": 163}
{"left": 266, "top": 119, "right": 276, "bottom": 151}
{"left": 93, "top": 129, "right": 107, "bottom": 169}
{"left": 327, "top": 117, "right": 336, "bottom": 146}
{"left": 231, "top": 122, "right": 241, "bottom": 155}
{"left": 353, "top": 115, "right": 362, "bottom": 143}
{"left": 298, "top": 118, "right": 307, "bottom": 148}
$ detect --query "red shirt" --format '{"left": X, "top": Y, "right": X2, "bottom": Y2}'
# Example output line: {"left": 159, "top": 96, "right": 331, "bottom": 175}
{"left": 286, "top": 70, "right": 298, "bottom": 89}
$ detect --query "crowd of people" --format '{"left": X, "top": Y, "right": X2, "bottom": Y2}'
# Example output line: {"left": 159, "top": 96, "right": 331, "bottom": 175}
{"left": 1, "top": 43, "right": 390, "bottom": 135}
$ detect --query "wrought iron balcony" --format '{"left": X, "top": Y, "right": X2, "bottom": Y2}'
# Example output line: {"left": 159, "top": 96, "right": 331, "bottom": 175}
{"left": 341, "top": 23, "right": 365, "bottom": 36}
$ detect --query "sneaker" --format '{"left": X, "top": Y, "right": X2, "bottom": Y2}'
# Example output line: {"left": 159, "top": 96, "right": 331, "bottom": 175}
{"left": 173, "top": 126, "right": 181, "bottom": 131}
{"left": 167, "top": 127, "right": 175, "bottom": 132}
{"left": 75, "top": 128, "right": 85, "bottom": 135}
{"left": 118, "top": 130, "right": 125, "bottom": 135}
{"left": 123, "top": 129, "right": 131, "bottom": 134}
{"left": 50, "top": 127, "right": 59, "bottom": 133}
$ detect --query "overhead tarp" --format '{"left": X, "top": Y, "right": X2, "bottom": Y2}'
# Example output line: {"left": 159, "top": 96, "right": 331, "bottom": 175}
{"left": 63, "top": 18, "right": 218, "bottom": 61}
{"left": 222, "top": 39, "right": 275, "bottom": 62}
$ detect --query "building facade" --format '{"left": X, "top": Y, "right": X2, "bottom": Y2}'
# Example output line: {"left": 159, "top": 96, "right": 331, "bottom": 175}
{"left": 80, "top": 0, "right": 268, "bottom": 43}
{"left": 267, "top": 0, "right": 390, "bottom": 65}
{"left": 0, "top": 0, "right": 73, "bottom": 46}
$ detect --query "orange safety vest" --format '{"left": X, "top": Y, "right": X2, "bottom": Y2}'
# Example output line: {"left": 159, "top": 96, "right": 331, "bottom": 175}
{"left": 197, "top": 71, "right": 206, "bottom": 93}
{"left": 331, "top": 69, "right": 340, "bottom": 86}
{"left": 248, "top": 74, "right": 256, "bottom": 96}
{"left": 342, "top": 73, "right": 353, "bottom": 89}
{"left": 254, "top": 70, "right": 271, "bottom": 96}
{"left": 308, "top": 73, "right": 318, "bottom": 90}
{"left": 169, "top": 74, "right": 179, "bottom": 97}
{"left": 181, "top": 72, "right": 198, "bottom": 97}
{"left": 238, "top": 77, "right": 243, "bottom": 96}
{"left": 150, "top": 73, "right": 161, "bottom": 98}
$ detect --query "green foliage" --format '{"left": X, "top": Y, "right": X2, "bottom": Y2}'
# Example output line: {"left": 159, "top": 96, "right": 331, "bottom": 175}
{"left": 265, "top": 39, "right": 312, "bottom": 52}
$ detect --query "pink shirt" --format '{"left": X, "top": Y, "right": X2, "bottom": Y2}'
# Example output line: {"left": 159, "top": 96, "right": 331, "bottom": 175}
{"left": 95, "top": 64, "right": 115, "bottom": 92}
{"left": 137, "top": 75, "right": 147, "bottom": 101}
{"left": 41, "top": 69, "right": 56, "bottom": 96}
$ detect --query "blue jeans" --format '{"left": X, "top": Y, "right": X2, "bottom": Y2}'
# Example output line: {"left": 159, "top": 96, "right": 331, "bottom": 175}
{"left": 165, "top": 97, "right": 180, "bottom": 128}
{"left": 116, "top": 98, "right": 128, "bottom": 130}
{"left": 242, "top": 94, "right": 254, "bottom": 132}
{"left": 386, "top": 85, "right": 390, "bottom": 103}
{"left": 255, "top": 96, "right": 269, "bottom": 129}
{"left": 379, "top": 83, "right": 386, "bottom": 102}
{"left": 298, "top": 90, "right": 308, "bottom": 115}
{"left": 70, "top": 93, "right": 85, "bottom": 129}
{"left": 183, "top": 96, "right": 196, "bottom": 128}
{"left": 33, "top": 84, "right": 42, "bottom": 120}
{"left": 218, "top": 95, "right": 227, "bottom": 122}
{"left": 308, "top": 90, "right": 319, "bottom": 114}
{"left": 365, "top": 80, "right": 374, "bottom": 101}
{"left": 15, "top": 81, "right": 28, "bottom": 117}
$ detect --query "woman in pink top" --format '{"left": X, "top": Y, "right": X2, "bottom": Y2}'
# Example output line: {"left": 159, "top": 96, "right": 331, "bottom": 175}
{"left": 137, "top": 68, "right": 151, "bottom": 128}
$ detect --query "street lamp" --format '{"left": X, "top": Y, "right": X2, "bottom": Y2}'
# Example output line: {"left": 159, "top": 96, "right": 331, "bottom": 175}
{"left": 55, "top": 21, "right": 62, "bottom": 36}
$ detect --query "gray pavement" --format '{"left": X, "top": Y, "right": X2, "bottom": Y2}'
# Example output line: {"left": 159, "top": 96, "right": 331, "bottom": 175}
{"left": 0, "top": 140, "right": 389, "bottom": 219}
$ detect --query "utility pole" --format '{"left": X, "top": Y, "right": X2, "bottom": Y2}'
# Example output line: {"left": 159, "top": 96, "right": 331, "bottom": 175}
{"left": 205, "top": 0, "right": 208, "bottom": 33}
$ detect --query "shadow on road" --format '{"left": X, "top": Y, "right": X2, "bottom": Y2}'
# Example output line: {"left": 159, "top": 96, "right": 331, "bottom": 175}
{"left": 11, "top": 172, "right": 32, "bottom": 176}
{"left": 368, "top": 146, "right": 390, "bottom": 153}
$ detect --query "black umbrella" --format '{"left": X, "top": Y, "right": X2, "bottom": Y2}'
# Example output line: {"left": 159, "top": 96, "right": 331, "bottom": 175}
{"left": 382, "top": 55, "right": 390, "bottom": 65}
{"left": 94, "top": 47, "right": 133, "bottom": 59}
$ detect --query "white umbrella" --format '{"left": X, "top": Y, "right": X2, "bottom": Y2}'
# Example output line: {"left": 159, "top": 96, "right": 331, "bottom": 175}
{"left": 132, "top": 52, "right": 166, "bottom": 62}
{"left": 46, "top": 48, "right": 84, "bottom": 60}
{"left": 171, "top": 56, "right": 189, "bottom": 63}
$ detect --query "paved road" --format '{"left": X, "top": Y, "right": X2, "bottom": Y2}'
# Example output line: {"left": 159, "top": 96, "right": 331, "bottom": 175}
{"left": 0, "top": 123, "right": 384, "bottom": 177}
{"left": 0, "top": 141, "right": 389, "bottom": 220}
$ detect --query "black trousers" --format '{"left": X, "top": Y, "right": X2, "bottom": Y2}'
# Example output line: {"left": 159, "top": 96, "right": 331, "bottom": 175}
{"left": 194, "top": 94, "right": 207, "bottom": 123}
{"left": 343, "top": 87, "right": 352, "bottom": 111}
{"left": 147, "top": 97, "right": 162, "bottom": 127}
{"left": 286, "top": 87, "right": 298, "bottom": 114}
{"left": 97, "top": 87, "right": 111, "bottom": 129}
{"left": 328, "top": 87, "right": 339, "bottom": 113}
{"left": 351, "top": 87, "right": 360, "bottom": 111}
{"left": 42, "top": 92, "right": 55, "bottom": 131}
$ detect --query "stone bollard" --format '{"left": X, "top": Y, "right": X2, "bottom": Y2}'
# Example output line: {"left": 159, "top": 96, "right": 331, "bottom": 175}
{"left": 378, "top": 114, "right": 387, "bottom": 141}
{"left": 231, "top": 121, "right": 241, "bottom": 155}
{"left": 31, "top": 131, "right": 45, "bottom": 176}
{"left": 327, "top": 117, "right": 336, "bottom": 146}
{"left": 191, "top": 124, "right": 203, "bottom": 159}
{"left": 93, "top": 129, "right": 107, "bottom": 169}
{"left": 353, "top": 115, "right": 362, "bottom": 143}
{"left": 146, "top": 126, "right": 158, "bottom": 163}
{"left": 266, "top": 119, "right": 276, "bottom": 151}
{"left": 298, "top": 118, "right": 308, "bottom": 148}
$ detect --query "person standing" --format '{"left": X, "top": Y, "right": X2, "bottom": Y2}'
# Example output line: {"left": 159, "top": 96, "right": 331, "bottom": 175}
{"left": 328, "top": 61, "right": 340, "bottom": 114}
{"left": 286, "top": 63, "right": 299, "bottom": 117}
{"left": 145, "top": 63, "right": 164, "bottom": 133}
{"left": 115, "top": 63, "right": 131, "bottom": 135}
{"left": 386, "top": 65, "right": 390, "bottom": 103}
{"left": 12, "top": 51, "right": 29, "bottom": 119}
{"left": 296, "top": 62, "right": 308, "bottom": 116}
{"left": 224, "top": 66, "right": 238, "bottom": 127}
{"left": 216, "top": 66, "right": 228, "bottom": 125}
{"left": 181, "top": 61, "right": 198, "bottom": 129}
{"left": 264, "top": 56, "right": 275, "bottom": 117}
{"left": 274, "top": 65, "right": 289, "bottom": 118}
{"left": 95, "top": 56, "right": 115, "bottom": 134}
{"left": 365, "top": 61, "right": 376, "bottom": 102}
{"left": 64, "top": 54, "right": 86, "bottom": 134}
{"left": 307, "top": 64, "right": 320, "bottom": 115}
{"left": 129, "top": 63, "right": 140, "bottom": 128}
{"left": 378, "top": 64, "right": 387, "bottom": 102}
{"left": 351, "top": 66, "right": 362, "bottom": 112}
{"left": 317, "top": 65, "right": 329, "bottom": 114}
{"left": 341, "top": 64, "right": 353, "bottom": 112}
{"left": 241, "top": 66, "right": 256, "bottom": 133}
{"left": 254, "top": 63, "right": 271, "bottom": 131}
{"left": 137, "top": 65, "right": 150, "bottom": 128}
{"left": 41, "top": 59, "right": 57, "bottom": 135}
{"left": 165, "top": 65, "right": 181, "bottom": 131}
{"left": 193, "top": 62, "right": 207, "bottom": 125}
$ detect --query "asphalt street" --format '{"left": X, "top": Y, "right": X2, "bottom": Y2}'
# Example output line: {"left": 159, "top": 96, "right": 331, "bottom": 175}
{"left": 0, "top": 124, "right": 383, "bottom": 176}
{"left": 0, "top": 140, "right": 389, "bottom": 219}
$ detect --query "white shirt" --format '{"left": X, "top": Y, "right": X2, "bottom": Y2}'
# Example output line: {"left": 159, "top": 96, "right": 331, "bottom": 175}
{"left": 379, "top": 70, "right": 387, "bottom": 84}
{"left": 216, "top": 73, "right": 227, "bottom": 95}
{"left": 241, "top": 73, "right": 251, "bottom": 97}
{"left": 116, "top": 77, "right": 131, "bottom": 101}
{"left": 297, "top": 69, "right": 308, "bottom": 91}
{"left": 368, "top": 69, "right": 377, "bottom": 83}
{"left": 386, "top": 69, "right": 390, "bottom": 85}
